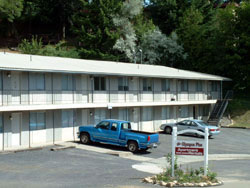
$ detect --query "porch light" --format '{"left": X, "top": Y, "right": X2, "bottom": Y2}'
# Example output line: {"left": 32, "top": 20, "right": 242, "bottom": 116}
{"left": 7, "top": 72, "right": 11, "bottom": 78}
{"left": 9, "top": 116, "right": 12, "bottom": 120}
{"left": 89, "top": 112, "right": 93, "bottom": 116}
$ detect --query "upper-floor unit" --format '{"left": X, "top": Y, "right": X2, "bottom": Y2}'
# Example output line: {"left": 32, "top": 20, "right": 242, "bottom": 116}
{"left": 0, "top": 53, "right": 230, "bottom": 111}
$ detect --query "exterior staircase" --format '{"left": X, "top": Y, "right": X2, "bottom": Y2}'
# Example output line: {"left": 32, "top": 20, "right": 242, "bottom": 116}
{"left": 207, "top": 90, "right": 233, "bottom": 126}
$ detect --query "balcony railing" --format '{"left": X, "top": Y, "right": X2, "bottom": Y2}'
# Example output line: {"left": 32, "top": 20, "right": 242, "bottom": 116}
{"left": 0, "top": 90, "right": 220, "bottom": 106}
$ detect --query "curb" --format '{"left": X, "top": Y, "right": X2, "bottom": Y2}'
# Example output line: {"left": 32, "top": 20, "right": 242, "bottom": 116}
{"left": 0, "top": 147, "right": 43, "bottom": 154}
{"left": 221, "top": 126, "right": 250, "bottom": 129}
{"left": 50, "top": 146, "right": 76, "bottom": 151}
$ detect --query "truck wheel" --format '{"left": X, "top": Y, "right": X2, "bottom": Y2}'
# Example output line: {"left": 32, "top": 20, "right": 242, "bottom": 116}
{"left": 127, "top": 141, "right": 138, "bottom": 153}
{"left": 80, "top": 133, "right": 90, "bottom": 144}
{"left": 165, "top": 127, "right": 172, "bottom": 134}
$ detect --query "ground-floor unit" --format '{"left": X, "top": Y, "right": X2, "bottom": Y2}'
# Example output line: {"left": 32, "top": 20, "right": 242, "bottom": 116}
{"left": 0, "top": 104, "right": 211, "bottom": 151}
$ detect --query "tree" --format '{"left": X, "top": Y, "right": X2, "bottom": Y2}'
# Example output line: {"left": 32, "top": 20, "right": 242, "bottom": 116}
{"left": 145, "top": 0, "right": 189, "bottom": 35}
{"left": 140, "top": 29, "right": 186, "bottom": 66}
{"left": 212, "top": 2, "right": 250, "bottom": 93}
{"left": 0, "top": 0, "right": 23, "bottom": 22}
{"left": 72, "top": 0, "right": 122, "bottom": 60}
{"left": 113, "top": 0, "right": 144, "bottom": 62}
{"left": 20, "top": 0, "right": 83, "bottom": 39}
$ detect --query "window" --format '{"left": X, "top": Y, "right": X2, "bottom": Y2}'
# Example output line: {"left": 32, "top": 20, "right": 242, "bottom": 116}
{"left": 29, "top": 73, "right": 45, "bottom": 90}
{"left": 190, "top": 121, "right": 197, "bottom": 127}
{"left": 30, "top": 112, "right": 45, "bottom": 130}
{"left": 177, "top": 120, "right": 189, "bottom": 126}
{"left": 96, "top": 121, "right": 110, "bottom": 129}
{"left": 161, "top": 79, "right": 170, "bottom": 91}
{"left": 142, "top": 107, "right": 152, "bottom": 121}
{"left": 94, "top": 109, "right": 106, "bottom": 124}
{"left": 111, "top": 122, "right": 118, "bottom": 131}
{"left": 118, "top": 108, "right": 128, "bottom": 121}
{"left": 121, "top": 122, "right": 131, "bottom": 130}
{"left": 94, "top": 77, "right": 106, "bottom": 91}
{"left": 180, "top": 80, "right": 188, "bottom": 92}
{"left": 162, "top": 107, "right": 170, "bottom": 120}
{"left": 62, "top": 110, "right": 74, "bottom": 128}
{"left": 143, "top": 78, "right": 152, "bottom": 91}
{"left": 196, "top": 81, "right": 203, "bottom": 92}
{"left": 62, "top": 74, "right": 74, "bottom": 90}
{"left": 118, "top": 77, "right": 129, "bottom": 91}
{"left": 211, "top": 81, "right": 218, "bottom": 92}
{"left": 180, "top": 106, "right": 189, "bottom": 118}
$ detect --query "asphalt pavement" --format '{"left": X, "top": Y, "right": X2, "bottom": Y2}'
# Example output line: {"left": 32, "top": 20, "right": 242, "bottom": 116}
{"left": 0, "top": 127, "right": 249, "bottom": 188}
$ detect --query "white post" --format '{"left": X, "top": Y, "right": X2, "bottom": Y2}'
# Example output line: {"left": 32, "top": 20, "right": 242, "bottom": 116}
{"left": 204, "top": 127, "right": 209, "bottom": 176}
{"left": 172, "top": 127, "right": 177, "bottom": 177}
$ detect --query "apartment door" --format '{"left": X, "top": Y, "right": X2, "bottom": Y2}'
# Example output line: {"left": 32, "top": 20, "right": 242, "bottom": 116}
{"left": 193, "top": 106, "right": 197, "bottom": 119}
{"left": 11, "top": 72, "right": 21, "bottom": 105}
{"left": 11, "top": 113, "right": 22, "bottom": 146}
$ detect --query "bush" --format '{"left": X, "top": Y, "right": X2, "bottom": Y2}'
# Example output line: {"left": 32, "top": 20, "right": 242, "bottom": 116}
{"left": 18, "top": 36, "right": 43, "bottom": 54}
{"left": 18, "top": 37, "right": 80, "bottom": 59}
{"left": 156, "top": 153, "right": 218, "bottom": 184}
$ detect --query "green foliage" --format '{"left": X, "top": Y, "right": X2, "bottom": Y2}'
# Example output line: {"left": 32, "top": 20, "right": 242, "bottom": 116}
{"left": 18, "top": 36, "right": 43, "bottom": 54}
{"left": 146, "top": 0, "right": 190, "bottom": 35}
{"left": 72, "top": 0, "right": 122, "bottom": 61}
{"left": 0, "top": 0, "right": 23, "bottom": 22}
{"left": 18, "top": 37, "right": 79, "bottom": 58}
{"left": 156, "top": 153, "right": 218, "bottom": 183}
{"left": 113, "top": 0, "right": 144, "bottom": 62}
{"left": 140, "top": 29, "right": 186, "bottom": 66}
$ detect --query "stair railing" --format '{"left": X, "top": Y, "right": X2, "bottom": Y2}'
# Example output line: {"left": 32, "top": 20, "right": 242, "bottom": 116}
{"left": 215, "top": 90, "right": 233, "bottom": 125}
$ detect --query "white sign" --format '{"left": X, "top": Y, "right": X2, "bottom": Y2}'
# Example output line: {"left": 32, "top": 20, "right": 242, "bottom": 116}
{"left": 171, "top": 127, "right": 209, "bottom": 177}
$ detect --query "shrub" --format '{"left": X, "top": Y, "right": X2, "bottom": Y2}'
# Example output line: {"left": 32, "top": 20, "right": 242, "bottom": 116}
{"left": 18, "top": 36, "right": 43, "bottom": 54}
{"left": 18, "top": 37, "right": 80, "bottom": 59}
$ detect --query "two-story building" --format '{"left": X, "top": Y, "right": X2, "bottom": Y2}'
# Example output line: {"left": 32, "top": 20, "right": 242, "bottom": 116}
{"left": 0, "top": 52, "right": 230, "bottom": 151}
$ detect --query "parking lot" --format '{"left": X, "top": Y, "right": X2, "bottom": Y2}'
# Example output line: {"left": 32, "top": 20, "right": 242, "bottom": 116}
{"left": 0, "top": 128, "right": 250, "bottom": 188}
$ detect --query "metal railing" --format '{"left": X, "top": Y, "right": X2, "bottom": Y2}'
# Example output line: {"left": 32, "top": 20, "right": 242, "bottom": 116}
{"left": 0, "top": 89, "right": 221, "bottom": 106}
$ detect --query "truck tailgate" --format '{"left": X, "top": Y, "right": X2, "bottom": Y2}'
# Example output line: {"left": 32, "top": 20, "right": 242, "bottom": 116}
{"left": 148, "top": 133, "right": 159, "bottom": 144}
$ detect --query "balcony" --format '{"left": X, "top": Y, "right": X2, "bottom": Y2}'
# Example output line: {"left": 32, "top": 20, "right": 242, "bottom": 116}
{"left": 0, "top": 89, "right": 220, "bottom": 106}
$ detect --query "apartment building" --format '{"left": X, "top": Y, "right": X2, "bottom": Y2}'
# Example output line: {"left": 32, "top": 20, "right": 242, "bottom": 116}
{"left": 0, "top": 52, "right": 230, "bottom": 150}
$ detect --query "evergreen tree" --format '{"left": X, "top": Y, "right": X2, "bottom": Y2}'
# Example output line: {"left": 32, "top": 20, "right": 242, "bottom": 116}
{"left": 145, "top": 0, "right": 190, "bottom": 35}
{"left": 72, "top": 0, "right": 122, "bottom": 60}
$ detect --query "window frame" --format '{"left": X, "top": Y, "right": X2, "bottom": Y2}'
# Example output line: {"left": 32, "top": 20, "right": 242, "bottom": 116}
{"left": 143, "top": 78, "right": 152, "bottom": 91}
{"left": 62, "top": 109, "right": 74, "bottom": 128}
{"left": 180, "top": 80, "right": 188, "bottom": 92}
{"left": 94, "top": 77, "right": 106, "bottom": 91}
{"left": 118, "top": 77, "right": 129, "bottom": 91}
{"left": 29, "top": 73, "right": 45, "bottom": 91}
{"left": 161, "top": 79, "right": 170, "bottom": 92}
{"left": 62, "top": 74, "right": 74, "bottom": 91}
{"left": 29, "top": 112, "right": 46, "bottom": 131}
{"left": 196, "top": 80, "right": 203, "bottom": 92}
{"left": 180, "top": 106, "right": 189, "bottom": 118}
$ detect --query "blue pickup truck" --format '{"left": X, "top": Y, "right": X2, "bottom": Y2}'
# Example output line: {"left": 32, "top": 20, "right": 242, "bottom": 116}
{"left": 78, "top": 119, "right": 159, "bottom": 153}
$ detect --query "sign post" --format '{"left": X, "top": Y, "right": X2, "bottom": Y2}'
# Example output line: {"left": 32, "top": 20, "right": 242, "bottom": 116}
{"left": 171, "top": 127, "right": 209, "bottom": 177}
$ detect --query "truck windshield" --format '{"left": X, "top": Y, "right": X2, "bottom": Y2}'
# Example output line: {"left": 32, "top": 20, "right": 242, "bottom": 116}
{"left": 121, "top": 122, "right": 131, "bottom": 130}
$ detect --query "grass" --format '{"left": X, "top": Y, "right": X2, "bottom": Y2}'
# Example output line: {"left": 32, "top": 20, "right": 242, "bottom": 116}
{"left": 227, "top": 97, "right": 250, "bottom": 128}
{"left": 155, "top": 153, "right": 219, "bottom": 184}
